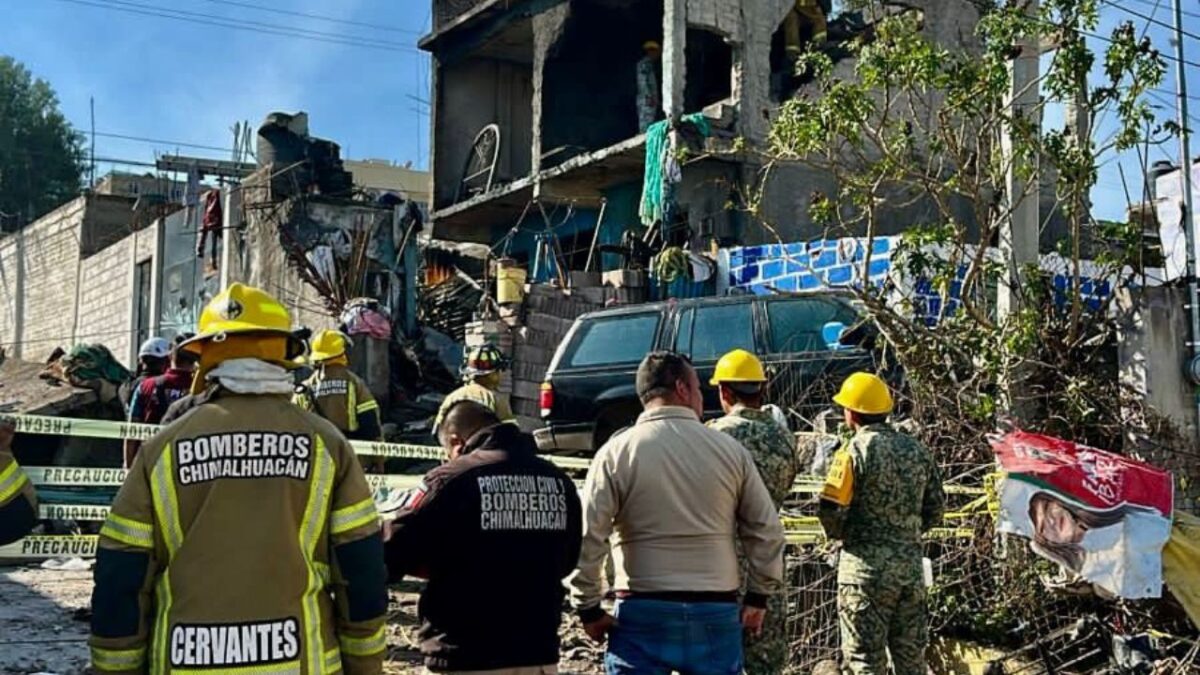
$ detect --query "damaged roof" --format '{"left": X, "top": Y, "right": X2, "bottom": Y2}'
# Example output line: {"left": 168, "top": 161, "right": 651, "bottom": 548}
{"left": 0, "top": 358, "right": 97, "bottom": 416}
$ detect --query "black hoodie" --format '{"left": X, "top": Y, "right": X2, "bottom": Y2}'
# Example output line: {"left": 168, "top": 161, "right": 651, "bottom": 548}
{"left": 385, "top": 423, "right": 583, "bottom": 672}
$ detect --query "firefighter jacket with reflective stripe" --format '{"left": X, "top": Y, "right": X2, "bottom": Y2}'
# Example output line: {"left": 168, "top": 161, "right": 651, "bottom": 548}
{"left": 89, "top": 392, "right": 388, "bottom": 675}
{"left": 296, "top": 365, "right": 382, "bottom": 442}
{"left": 0, "top": 447, "right": 37, "bottom": 546}
{"left": 385, "top": 423, "right": 582, "bottom": 672}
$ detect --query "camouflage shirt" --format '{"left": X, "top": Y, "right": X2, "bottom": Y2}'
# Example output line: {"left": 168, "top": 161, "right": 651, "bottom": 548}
{"left": 835, "top": 423, "right": 945, "bottom": 584}
{"left": 708, "top": 405, "right": 799, "bottom": 507}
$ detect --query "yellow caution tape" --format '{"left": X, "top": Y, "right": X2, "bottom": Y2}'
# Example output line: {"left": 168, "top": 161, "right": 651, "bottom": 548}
{"left": 38, "top": 503, "right": 112, "bottom": 521}
{"left": 0, "top": 535, "right": 98, "bottom": 559}
{"left": 2, "top": 413, "right": 591, "bottom": 468}
{"left": 25, "top": 465, "right": 426, "bottom": 492}
{"left": 5, "top": 414, "right": 993, "bottom": 559}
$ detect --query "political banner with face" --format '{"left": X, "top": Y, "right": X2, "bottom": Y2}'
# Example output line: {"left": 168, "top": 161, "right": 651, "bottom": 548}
{"left": 990, "top": 431, "right": 1174, "bottom": 599}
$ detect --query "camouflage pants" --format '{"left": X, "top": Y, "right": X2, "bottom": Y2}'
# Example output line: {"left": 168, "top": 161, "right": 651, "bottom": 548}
{"left": 837, "top": 579, "right": 927, "bottom": 675}
{"left": 743, "top": 590, "right": 788, "bottom": 675}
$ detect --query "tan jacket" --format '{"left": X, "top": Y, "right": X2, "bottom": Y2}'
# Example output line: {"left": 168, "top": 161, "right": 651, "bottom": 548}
{"left": 89, "top": 392, "right": 386, "bottom": 674}
{"left": 296, "top": 364, "right": 381, "bottom": 441}
{"left": 569, "top": 406, "right": 785, "bottom": 614}
{"left": 0, "top": 446, "right": 37, "bottom": 545}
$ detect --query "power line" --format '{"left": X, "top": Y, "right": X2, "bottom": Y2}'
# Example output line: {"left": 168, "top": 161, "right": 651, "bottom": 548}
{"left": 1098, "top": 0, "right": 1200, "bottom": 45}
{"left": 47, "top": 0, "right": 419, "bottom": 53}
{"left": 193, "top": 0, "right": 421, "bottom": 36}
{"left": 1124, "top": 0, "right": 1200, "bottom": 22}
{"left": 93, "top": 0, "right": 417, "bottom": 50}
{"left": 1053, "top": 13, "right": 1200, "bottom": 68}
{"left": 86, "top": 131, "right": 232, "bottom": 154}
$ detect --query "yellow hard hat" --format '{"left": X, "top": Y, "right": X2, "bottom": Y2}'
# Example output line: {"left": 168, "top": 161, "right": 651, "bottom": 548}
{"left": 710, "top": 349, "right": 767, "bottom": 386}
{"left": 309, "top": 329, "right": 349, "bottom": 362}
{"left": 179, "top": 283, "right": 295, "bottom": 354}
{"left": 643, "top": 40, "right": 662, "bottom": 51}
{"left": 832, "top": 372, "right": 894, "bottom": 415}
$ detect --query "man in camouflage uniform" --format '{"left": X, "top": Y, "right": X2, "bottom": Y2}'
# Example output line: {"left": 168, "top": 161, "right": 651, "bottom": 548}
{"left": 819, "top": 373, "right": 945, "bottom": 675}
{"left": 708, "top": 349, "right": 799, "bottom": 675}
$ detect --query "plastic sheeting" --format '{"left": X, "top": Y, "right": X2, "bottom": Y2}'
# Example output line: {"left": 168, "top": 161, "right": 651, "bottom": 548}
{"left": 1163, "top": 511, "right": 1200, "bottom": 630}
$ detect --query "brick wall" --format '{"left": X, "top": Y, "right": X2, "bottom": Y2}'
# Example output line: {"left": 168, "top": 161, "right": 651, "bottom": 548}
{"left": 76, "top": 228, "right": 150, "bottom": 368}
{"left": 9, "top": 199, "right": 87, "bottom": 362}
{"left": 0, "top": 195, "right": 153, "bottom": 367}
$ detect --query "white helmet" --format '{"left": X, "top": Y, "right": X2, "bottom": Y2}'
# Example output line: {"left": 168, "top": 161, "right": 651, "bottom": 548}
{"left": 138, "top": 337, "right": 170, "bottom": 359}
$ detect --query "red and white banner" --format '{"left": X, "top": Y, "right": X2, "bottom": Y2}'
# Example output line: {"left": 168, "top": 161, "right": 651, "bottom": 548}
{"left": 991, "top": 431, "right": 1174, "bottom": 599}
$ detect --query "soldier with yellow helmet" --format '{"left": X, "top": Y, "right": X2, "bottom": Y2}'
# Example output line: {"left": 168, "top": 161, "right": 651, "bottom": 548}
{"left": 707, "top": 349, "right": 799, "bottom": 675}
{"left": 819, "top": 372, "right": 944, "bottom": 675}
{"left": 89, "top": 283, "right": 387, "bottom": 674}
{"left": 295, "top": 330, "right": 383, "bottom": 443}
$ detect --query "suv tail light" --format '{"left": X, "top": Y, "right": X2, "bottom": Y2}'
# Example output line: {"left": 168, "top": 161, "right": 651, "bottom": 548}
{"left": 539, "top": 382, "right": 554, "bottom": 417}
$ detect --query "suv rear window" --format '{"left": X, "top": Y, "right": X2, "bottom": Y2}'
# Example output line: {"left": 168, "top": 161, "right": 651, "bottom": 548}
{"left": 566, "top": 313, "right": 660, "bottom": 367}
{"left": 766, "top": 296, "right": 860, "bottom": 353}
{"left": 676, "top": 303, "right": 755, "bottom": 362}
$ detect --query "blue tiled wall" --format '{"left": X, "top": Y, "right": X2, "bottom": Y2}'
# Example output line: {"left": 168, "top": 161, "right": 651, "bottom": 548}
{"left": 725, "top": 237, "right": 1116, "bottom": 325}
{"left": 727, "top": 237, "right": 898, "bottom": 297}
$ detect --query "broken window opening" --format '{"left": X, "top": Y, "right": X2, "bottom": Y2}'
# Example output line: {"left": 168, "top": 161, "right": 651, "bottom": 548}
{"left": 434, "top": 18, "right": 535, "bottom": 210}
{"left": 770, "top": 0, "right": 876, "bottom": 102}
{"left": 684, "top": 28, "right": 733, "bottom": 114}
{"left": 540, "top": 0, "right": 664, "bottom": 170}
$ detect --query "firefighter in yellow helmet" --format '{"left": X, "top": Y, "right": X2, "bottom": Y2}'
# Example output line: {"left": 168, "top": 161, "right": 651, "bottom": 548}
{"left": 706, "top": 349, "right": 798, "bottom": 675}
{"left": 819, "top": 372, "right": 944, "bottom": 675}
{"left": 295, "top": 330, "right": 383, "bottom": 443}
{"left": 0, "top": 421, "right": 37, "bottom": 546}
{"left": 432, "top": 344, "right": 515, "bottom": 434}
{"left": 89, "top": 283, "right": 387, "bottom": 674}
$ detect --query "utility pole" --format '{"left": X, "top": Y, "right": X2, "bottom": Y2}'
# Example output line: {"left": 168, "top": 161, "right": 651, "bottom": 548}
{"left": 998, "top": 0, "right": 1041, "bottom": 421}
{"left": 1171, "top": 0, "right": 1200, "bottom": 404}
{"left": 89, "top": 97, "right": 96, "bottom": 189}
{"left": 998, "top": 2, "right": 1041, "bottom": 321}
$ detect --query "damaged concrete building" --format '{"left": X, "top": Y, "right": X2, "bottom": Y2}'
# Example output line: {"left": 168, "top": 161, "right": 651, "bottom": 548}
{"left": 421, "top": 0, "right": 985, "bottom": 257}
{"left": 0, "top": 116, "right": 430, "bottom": 384}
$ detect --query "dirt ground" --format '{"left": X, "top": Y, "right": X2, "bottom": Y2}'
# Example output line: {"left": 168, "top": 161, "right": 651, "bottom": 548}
{"left": 0, "top": 566, "right": 604, "bottom": 675}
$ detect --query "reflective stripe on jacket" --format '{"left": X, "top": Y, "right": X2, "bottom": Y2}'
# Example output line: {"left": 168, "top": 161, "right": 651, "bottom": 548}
{"left": 89, "top": 391, "right": 387, "bottom": 674}
{"left": 0, "top": 448, "right": 37, "bottom": 546}
{"left": 296, "top": 365, "right": 381, "bottom": 441}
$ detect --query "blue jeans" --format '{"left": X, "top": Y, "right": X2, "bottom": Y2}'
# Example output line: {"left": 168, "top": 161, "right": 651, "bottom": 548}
{"left": 605, "top": 598, "right": 743, "bottom": 675}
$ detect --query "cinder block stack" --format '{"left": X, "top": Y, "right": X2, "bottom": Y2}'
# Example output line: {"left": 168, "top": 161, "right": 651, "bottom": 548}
{"left": 603, "top": 269, "right": 649, "bottom": 305}
{"left": 505, "top": 283, "right": 606, "bottom": 428}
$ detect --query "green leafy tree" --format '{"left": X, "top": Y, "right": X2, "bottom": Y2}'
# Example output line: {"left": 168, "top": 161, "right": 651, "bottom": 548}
{"left": 0, "top": 56, "right": 85, "bottom": 225}
{"left": 759, "top": 0, "right": 1190, "bottom": 648}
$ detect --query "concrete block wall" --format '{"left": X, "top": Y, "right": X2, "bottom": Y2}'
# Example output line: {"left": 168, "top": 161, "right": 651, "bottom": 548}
{"left": 76, "top": 229, "right": 146, "bottom": 368}
{"left": 0, "top": 229, "right": 23, "bottom": 356}
{"left": 0, "top": 195, "right": 155, "bottom": 367}
{"left": 10, "top": 199, "right": 87, "bottom": 362}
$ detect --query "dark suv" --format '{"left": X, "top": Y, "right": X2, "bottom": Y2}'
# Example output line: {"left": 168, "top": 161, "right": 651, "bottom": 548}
{"left": 533, "top": 291, "right": 876, "bottom": 454}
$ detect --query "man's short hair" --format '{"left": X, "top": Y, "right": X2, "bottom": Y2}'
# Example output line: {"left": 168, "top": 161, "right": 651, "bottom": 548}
{"left": 722, "top": 381, "right": 764, "bottom": 405}
{"left": 438, "top": 400, "right": 501, "bottom": 446}
{"left": 172, "top": 346, "right": 200, "bottom": 367}
{"left": 636, "top": 351, "right": 694, "bottom": 404}
{"left": 852, "top": 411, "right": 889, "bottom": 426}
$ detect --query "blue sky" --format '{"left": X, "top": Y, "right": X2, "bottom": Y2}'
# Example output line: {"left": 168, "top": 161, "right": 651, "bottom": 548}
{"left": 2, "top": 0, "right": 432, "bottom": 171}
{"left": 1, "top": 0, "right": 1198, "bottom": 224}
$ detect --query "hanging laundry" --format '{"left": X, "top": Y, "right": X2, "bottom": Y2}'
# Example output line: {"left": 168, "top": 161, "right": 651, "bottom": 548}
{"left": 639, "top": 114, "right": 712, "bottom": 228}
